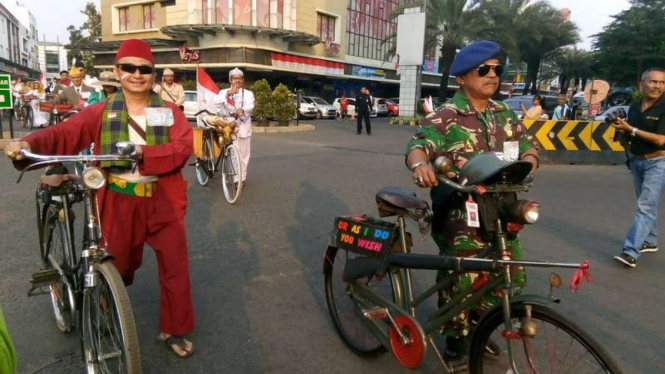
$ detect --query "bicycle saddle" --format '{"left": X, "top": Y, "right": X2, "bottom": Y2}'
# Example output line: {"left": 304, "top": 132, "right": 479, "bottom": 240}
{"left": 376, "top": 187, "right": 429, "bottom": 210}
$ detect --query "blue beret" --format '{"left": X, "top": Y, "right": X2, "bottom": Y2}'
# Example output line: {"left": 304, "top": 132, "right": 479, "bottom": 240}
{"left": 450, "top": 40, "right": 501, "bottom": 76}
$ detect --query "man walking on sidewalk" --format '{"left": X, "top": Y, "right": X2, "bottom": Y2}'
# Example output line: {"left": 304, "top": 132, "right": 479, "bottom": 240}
{"left": 355, "top": 87, "right": 373, "bottom": 135}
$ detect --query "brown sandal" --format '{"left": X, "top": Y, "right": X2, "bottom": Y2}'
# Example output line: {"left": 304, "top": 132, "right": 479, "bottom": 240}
{"left": 157, "top": 333, "right": 195, "bottom": 358}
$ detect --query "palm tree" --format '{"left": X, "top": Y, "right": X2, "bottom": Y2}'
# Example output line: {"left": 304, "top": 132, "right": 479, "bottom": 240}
{"left": 515, "top": 2, "right": 579, "bottom": 94}
{"left": 555, "top": 48, "right": 592, "bottom": 94}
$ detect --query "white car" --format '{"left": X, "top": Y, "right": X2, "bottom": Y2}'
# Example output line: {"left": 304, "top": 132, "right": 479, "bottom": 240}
{"left": 293, "top": 95, "right": 317, "bottom": 119}
{"left": 332, "top": 98, "right": 378, "bottom": 117}
{"left": 303, "top": 96, "right": 337, "bottom": 119}
{"left": 373, "top": 98, "right": 389, "bottom": 116}
{"left": 183, "top": 90, "right": 198, "bottom": 119}
{"left": 593, "top": 105, "right": 630, "bottom": 122}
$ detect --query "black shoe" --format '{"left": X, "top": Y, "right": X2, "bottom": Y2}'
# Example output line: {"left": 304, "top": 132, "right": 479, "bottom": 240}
{"left": 613, "top": 253, "right": 636, "bottom": 267}
{"left": 367, "top": 132, "right": 372, "bottom": 135}
{"left": 443, "top": 336, "right": 468, "bottom": 361}
{"left": 356, "top": 132, "right": 361, "bottom": 135}
{"left": 484, "top": 338, "right": 501, "bottom": 356}
{"left": 639, "top": 244, "right": 658, "bottom": 253}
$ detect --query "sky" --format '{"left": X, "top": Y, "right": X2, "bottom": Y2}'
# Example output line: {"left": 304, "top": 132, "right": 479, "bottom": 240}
{"left": 18, "top": 0, "right": 629, "bottom": 50}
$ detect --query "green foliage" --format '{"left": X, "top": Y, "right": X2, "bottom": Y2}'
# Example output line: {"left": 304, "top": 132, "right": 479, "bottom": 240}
{"left": 555, "top": 48, "right": 593, "bottom": 93}
{"left": 250, "top": 79, "right": 272, "bottom": 121}
{"left": 272, "top": 83, "right": 295, "bottom": 122}
{"left": 593, "top": 0, "right": 665, "bottom": 87}
{"left": 67, "top": 2, "right": 102, "bottom": 75}
{"left": 181, "top": 78, "right": 196, "bottom": 91}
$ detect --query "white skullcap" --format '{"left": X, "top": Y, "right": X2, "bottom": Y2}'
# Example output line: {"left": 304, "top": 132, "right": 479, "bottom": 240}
{"left": 163, "top": 68, "right": 174, "bottom": 75}
{"left": 229, "top": 67, "right": 244, "bottom": 79}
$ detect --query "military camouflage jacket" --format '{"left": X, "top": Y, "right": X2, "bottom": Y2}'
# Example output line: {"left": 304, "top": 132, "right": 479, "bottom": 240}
{"left": 407, "top": 91, "right": 538, "bottom": 204}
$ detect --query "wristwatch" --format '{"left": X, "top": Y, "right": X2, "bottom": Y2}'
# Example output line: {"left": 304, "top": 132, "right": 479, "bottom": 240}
{"left": 631, "top": 127, "right": 639, "bottom": 137}
{"left": 409, "top": 161, "right": 426, "bottom": 171}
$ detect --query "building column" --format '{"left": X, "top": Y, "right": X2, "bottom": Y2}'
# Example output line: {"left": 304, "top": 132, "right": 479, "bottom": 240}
{"left": 399, "top": 65, "right": 421, "bottom": 118}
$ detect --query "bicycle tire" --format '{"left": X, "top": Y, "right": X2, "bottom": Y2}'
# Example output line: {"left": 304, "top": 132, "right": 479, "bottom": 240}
{"left": 82, "top": 261, "right": 141, "bottom": 374}
{"left": 468, "top": 302, "right": 622, "bottom": 374}
{"left": 323, "top": 245, "right": 394, "bottom": 357}
{"left": 43, "top": 207, "right": 74, "bottom": 333}
{"left": 221, "top": 143, "right": 242, "bottom": 204}
{"left": 195, "top": 136, "right": 213, "bottom": 186}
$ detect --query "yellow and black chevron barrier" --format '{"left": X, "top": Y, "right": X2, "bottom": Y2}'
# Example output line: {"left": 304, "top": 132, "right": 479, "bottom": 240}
{"left": 522, "top": 120, "right": 624, "bottom": 151}
{"left": 522, "top": 120, "right": 626, "bottom": 164}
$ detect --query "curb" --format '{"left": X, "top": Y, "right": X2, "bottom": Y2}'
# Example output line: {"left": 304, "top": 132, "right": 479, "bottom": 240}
{"left": 253, "top": 124, "right": 315, "bottom": 133}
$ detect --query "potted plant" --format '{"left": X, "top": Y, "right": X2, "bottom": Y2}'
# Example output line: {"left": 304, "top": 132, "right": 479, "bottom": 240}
{"left": 250, "top": 79, "right": 272, "bottom": 126}
{"left": 272, "top": 83, "right": 295, "bottom": 126}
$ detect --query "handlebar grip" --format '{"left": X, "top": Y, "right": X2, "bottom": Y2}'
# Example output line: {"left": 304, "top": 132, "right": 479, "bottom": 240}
{"left": 436, "top": 175, "right": 479, "bottom": 194}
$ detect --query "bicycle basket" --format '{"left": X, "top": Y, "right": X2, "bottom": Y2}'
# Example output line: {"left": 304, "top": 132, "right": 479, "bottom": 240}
{"left": 332, "top": 215, "right": 395, "bottom": 259}
{"left": 54, "top": 104, "right": 73, "bottom": 114}
{"left": 39, "top": 101, "right": 54, "bottom": 112}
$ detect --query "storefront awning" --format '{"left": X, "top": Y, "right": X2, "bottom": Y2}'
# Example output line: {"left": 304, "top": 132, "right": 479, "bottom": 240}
{"left": 161, "top": 24, "right": 321, "bottom": 45}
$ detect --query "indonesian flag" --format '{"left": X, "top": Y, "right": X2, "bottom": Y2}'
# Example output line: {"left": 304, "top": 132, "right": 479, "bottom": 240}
{"left": 39, "top": 71, "right": 46, "bottom": 87}
{"left": 197, "top": 65, "right": 219, "bottom": 113}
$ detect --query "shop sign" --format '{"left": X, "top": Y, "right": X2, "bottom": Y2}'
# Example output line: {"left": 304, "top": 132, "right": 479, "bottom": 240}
{"left": 179, "top": 44, "right": 200, "bottom": 63}
{"left": 352, "top": 66, "right": 386, "bottom": 79}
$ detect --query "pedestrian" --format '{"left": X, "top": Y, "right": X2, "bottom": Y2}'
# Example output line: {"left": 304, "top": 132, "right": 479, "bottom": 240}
{"left": 552, "top": 94, "right": 571, "bottom": 120}
{"left": 56, "top": 66, "right": 94, "bottom": 112}
{"left": 355, "top": 87, "right": 372, "bottom": 135}
{"left": 210, "top": 67, "right": 254, "bottom": 184}
{"left": 6, "top": 39, "right": 196, "bottom": 358}
{"left": 612, "top": 67, "right": 665, "bottom": 268}
{"left": 520, "top": 94, "right": 547, "bottom": 120}
{"left": 337, "top": 93, "right": 348, "bottom": 121}
{"left": 0, "top": 305, "right": 17, "bottom": 374}
{"left": 87, "top": 71, "right": 121, "bottom": 104}
{"left": 154, "top": 68, "right": 185, "bottom": 111}
{"left": 29, "top": 82, "right": 49, "bottom": 128}
{"left": 406, "top": 40, "right": 539, "bottom": 360}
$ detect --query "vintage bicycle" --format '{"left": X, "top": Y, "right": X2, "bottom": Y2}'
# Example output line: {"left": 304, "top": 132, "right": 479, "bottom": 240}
{"left": 17, "top": 143, "right": 142, "bottom": 374}
{"left": 323, "top": 153, "right": 622, "bottom": 374}
{"left": 192, "top": 109, "right": 243, "bottom": 204}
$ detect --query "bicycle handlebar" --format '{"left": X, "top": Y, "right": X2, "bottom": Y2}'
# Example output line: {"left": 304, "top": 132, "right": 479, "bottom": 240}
{"left": 19, "top": 149, "right": 136, "bottom": 164}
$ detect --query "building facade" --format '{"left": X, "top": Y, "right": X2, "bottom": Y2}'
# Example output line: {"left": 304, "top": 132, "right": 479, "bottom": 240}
{"left": 37, "top": 42, "right": 69, "bottom": 80}
{"left": 94, "top": 0, "right": 442, "bottom": 101}
{"left": 0, "top": 0, "right": 40, "bottom": 79}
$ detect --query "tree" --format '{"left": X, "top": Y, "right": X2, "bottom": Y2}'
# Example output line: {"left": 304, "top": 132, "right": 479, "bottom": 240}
{"left": 67, "top": 2, "right": 102, "bottom": 74}
{"left": 554, "top": 48, "right": 592, "bottom": 94}
{"left": 593, "top": 0, "right": 665, "bottom": 87}
{"left": 250, "top": 79, "right": 273, "bottom": 123}
{"left": 515, "top": 2, "right": 579, "bottom": 94}
{"left": 272, "top": 83, "right": 295, "bottom": 125}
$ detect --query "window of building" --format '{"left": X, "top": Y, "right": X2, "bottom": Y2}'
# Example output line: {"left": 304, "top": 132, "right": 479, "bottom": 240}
{"left": 143, "top": 4, "right": 156, "bottom": 29}
{"left": 317, "top": 12, "right": 336, "bottom": 43}
{"left": 257, "top": 0, "right": 270, "bottom": 27}
{"left": 346, "top": 0, "right": 399, "bottom": 61}
{"left": 203, "top": 0, "right": 229, "bottom": 24}
{"left": 234, "top": 0, "right": 251, "bottom": 26}
{"left": 119, "top": 7, "right": 129, "bottom": 32}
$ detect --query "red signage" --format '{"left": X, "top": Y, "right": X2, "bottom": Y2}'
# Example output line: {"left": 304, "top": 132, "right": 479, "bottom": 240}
{"left": 179, "top": 44, "right": 200, "bottom": 63}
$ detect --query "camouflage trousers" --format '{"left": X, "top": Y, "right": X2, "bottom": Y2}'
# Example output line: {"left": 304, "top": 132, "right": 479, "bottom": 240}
{"left": 432, "top": 205, "right": 527, "bottom": 339}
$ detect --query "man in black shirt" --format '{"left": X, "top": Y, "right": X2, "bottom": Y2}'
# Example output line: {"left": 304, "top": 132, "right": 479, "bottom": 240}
{"left": 612, "top": 68, "right": 665, "bottom": 267}
{"left": 355, "top": 87, "right": 373, "bottom": 135}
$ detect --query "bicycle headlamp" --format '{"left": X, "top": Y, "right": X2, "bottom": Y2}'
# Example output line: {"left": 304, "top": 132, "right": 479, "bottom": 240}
{"left": 504, "top": 200, "right": 540, "bottom": 224}
{"left": 82, "top": 167, "right": 106, "bottom": 190}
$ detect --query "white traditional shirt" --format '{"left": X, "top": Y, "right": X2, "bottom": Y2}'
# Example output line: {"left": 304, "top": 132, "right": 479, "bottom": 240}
{"left": 209, "top": 88, "right": 255, "bottom": 139}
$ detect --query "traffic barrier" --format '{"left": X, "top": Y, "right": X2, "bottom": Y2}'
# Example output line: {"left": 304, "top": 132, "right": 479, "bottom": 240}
{"left": 522, "top": 120, "right": 626, "bottom": 165}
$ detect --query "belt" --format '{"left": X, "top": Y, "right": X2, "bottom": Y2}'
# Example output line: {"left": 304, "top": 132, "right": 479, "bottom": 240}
{"left": 633, "top": 150, "right": 665, "bottom": 160}
{"left": 107, "top": 175, "right": 156, "bottom": 197}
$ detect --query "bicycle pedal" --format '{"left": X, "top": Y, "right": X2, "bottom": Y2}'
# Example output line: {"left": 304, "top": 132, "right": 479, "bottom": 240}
{"left": 362, "top": 306, "right": 389, "bottom": 321}
{"left": 29, "top": 269, "right": 60, "bottom": 289}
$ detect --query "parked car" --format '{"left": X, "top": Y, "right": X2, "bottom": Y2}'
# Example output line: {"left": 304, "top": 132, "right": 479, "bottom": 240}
{"left": 503, "top": 95, "right": 558, "bottom": 119}
{"left": 332, "top": 98, "right": 378, "bottom": 117}
{"left": 594, "top": 105, "right": 630, "bottom": 122}
{"left": 293, "top": 95, "right": 317, "bottom": 119}
{"left": 303, "top": 96, "right": 337, "bottom": 119}
{"left": 385, "top": 100, "right": 399, "bottom": 116}
{"left": 183, "top": 90, "right": 198, "bottom": 119}
{"left": 373, "top": 98, "right": 389, "bottom": 116}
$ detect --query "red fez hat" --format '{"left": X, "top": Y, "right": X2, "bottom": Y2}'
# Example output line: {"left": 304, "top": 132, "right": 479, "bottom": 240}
{"left": 115, "top": 39, "right": 154, "bottom": 64}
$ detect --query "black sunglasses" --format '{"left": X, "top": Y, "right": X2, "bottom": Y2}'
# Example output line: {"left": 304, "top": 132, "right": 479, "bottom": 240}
{"left": 476, "top": 64, "right": 504, "bottom": 77}
{"left": 117, "top": 63, "right": 154, "bottom": 75}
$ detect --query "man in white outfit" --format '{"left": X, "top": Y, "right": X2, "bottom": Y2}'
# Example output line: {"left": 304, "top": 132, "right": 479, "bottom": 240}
{"left": 210, "top": 68, "right": 254, "bottom": 183}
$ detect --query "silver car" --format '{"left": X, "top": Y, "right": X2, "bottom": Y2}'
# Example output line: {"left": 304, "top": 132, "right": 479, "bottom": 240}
{"left": 304, "top": 96, "right": 338, "bottom": 119}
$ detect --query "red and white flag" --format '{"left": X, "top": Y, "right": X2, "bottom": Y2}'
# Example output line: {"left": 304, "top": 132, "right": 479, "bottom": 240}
{"left": 197, "top": 65, "right": 219, "bottom": 114}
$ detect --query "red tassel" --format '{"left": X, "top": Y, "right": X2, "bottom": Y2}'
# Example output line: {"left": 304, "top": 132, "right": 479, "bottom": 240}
{"left": 569, "top": 261, "right": 592, "bottom": 292}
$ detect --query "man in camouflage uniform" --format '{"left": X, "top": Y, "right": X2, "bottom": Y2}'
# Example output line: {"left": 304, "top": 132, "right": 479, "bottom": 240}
{"left": 405, "top": 40, "right": 539, "bottom": 359}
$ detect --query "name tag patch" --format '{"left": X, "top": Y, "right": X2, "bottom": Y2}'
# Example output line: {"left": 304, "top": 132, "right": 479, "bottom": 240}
{"left": 145, "top": 108, "right": 174, "bottom": 127}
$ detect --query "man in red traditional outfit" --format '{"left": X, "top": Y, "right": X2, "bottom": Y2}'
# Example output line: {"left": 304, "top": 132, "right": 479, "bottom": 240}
{"left": 6, "top": 39, "right": 196, "bottom": 358}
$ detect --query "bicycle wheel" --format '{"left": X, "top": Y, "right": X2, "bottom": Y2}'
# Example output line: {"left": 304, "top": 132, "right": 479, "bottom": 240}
{"left": 468, "top": 303, "right": 622, "bottom": 374}
{"left": 43, "top": 207, "right": 74, "bottom": 333}
{"left": 195, "top": 136, "right": 213, "bottom": 186}
{"left": 82, "top": 261, "right": 141, "bottom": 374}
{"left": 221, "top": 143, "right": 242, "bottom": 204}
{"left": 323, "top": 245, "right": 394, "bottom": 357}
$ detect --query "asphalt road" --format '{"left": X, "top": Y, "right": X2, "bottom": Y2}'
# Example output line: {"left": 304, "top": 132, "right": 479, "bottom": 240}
{"left": 0, "top": 117, "right": 663, "bottom": 374}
